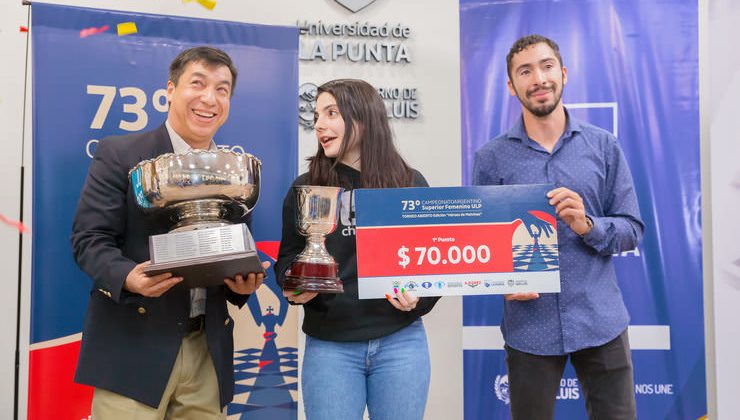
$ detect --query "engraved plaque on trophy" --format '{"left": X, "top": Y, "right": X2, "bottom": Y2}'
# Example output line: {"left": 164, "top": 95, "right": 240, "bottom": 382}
{"left": 282, "top": 185, "right": 344, "bottom": 293}
{"left": 129, "top": 149, "right": 264, "bottom": 288}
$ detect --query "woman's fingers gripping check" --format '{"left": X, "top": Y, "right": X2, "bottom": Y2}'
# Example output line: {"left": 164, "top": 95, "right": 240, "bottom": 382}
{"left": 385, "top": 290, "right": 419, "bottom": 312}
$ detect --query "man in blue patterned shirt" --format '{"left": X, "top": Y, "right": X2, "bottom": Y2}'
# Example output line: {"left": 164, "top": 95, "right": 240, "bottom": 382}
{"left": 472, "top": 34, "right": 644, "bottom": 419}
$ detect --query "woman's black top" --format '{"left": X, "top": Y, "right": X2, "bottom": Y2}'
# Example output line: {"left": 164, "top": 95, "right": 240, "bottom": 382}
{"left": 274, "top": 163, "right": 440, "bottom": 341}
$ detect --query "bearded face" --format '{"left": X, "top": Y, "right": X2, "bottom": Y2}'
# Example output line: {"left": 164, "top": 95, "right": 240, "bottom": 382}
{"left": 507, "top": 43, "right": 567, "bottom": 118}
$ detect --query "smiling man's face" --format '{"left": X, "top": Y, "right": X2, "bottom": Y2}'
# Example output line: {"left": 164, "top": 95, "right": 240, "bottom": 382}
{"left": 167, "top": 60, "right": 232, "bottom": 148}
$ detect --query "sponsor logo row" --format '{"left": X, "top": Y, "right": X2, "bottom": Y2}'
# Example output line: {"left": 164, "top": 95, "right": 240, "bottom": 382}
{"left": 392, "top": 279, "right": 527, "bottom": 291}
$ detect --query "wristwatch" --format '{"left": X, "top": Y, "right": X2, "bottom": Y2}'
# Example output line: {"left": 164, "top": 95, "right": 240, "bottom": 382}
{"left": 579, "top": 216, "right": 593, "bottom": 237}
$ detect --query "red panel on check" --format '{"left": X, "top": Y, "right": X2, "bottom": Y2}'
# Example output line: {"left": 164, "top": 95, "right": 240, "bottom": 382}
{"left": 356, "top": 223, "right": 519, "bottom": 277}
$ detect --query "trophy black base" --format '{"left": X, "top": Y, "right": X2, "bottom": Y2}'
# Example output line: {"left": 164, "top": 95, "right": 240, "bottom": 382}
{"left": 143, "top": 251, "right": 264, "bottom": 288}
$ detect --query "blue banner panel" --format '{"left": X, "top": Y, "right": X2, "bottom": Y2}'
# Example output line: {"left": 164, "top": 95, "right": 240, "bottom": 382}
{"left": 460, "top": 0, "right": 703, "bottom": 419}
{"left": 31, "top": 4, "right": 297, "bottom": 418}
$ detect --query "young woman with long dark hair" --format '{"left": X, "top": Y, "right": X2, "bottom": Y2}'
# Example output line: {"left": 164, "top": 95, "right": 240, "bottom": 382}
{"left": 275, "top": 79, "right": 439, "bottom": 420}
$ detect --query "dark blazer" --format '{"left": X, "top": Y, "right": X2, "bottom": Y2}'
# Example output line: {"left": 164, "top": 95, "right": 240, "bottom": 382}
{"left": 71, "top": 124, "right": 248, "bottom": 408}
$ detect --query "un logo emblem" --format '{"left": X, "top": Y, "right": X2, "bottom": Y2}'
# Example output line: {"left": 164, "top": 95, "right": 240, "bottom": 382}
{"left": 494, "top": 374, "right": 510, "bottom": 405}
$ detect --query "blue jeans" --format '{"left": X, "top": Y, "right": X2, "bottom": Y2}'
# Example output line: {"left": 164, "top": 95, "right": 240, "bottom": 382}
{"left": 301, "top": 319, "right": 431, "bottom": 420}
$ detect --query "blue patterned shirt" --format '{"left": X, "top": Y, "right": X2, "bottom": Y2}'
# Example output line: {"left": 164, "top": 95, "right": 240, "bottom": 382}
{"left": 472, "top": 113, "right": 644, "bottom": 355}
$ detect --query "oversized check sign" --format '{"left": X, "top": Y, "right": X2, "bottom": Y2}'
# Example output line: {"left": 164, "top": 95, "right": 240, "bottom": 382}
{"left": 354, "top": 184, "right": 561, "bottom": 299}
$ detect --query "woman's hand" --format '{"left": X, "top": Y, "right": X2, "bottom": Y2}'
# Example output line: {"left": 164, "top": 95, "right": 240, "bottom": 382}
{"left": 385, "top": 288, "right": 419, "bottom": 312}
{"left": 284, "top": 289, "right": 319, "bottom": 304}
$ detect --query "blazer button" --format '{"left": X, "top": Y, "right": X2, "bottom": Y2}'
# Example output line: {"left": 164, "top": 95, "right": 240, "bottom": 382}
{"left": 137, "top": 307, "right": 146, "bottom": 315}
{"left": 224, "top": 318, "right": 230, "bottom": 326}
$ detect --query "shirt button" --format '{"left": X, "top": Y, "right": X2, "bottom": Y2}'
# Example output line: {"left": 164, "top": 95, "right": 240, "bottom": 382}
{"left": 224, "top": 318, "right": 230, "bottom": 326}
{"left": 137, "top": 307, "right": 146, "bottom": 315}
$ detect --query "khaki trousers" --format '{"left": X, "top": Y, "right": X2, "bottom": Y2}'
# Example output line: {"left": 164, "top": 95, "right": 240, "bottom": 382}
{"left": 91, "top": 330, "right": 226, "bottom": 420}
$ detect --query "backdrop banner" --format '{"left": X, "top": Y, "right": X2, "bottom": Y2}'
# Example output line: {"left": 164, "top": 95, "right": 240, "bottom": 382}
{"left": 30, "top": 4, "right": 298, "bottom": 419}
{"left": 459, "top": 0, "right": 704, "bottom": 419}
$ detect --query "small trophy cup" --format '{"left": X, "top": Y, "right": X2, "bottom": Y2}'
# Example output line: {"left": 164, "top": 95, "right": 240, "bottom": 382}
{"left": 282, "top": 185, "right": 344, "bottom": 293}
{"left": 129, "top": 149, "right": 264, "bottom": 288}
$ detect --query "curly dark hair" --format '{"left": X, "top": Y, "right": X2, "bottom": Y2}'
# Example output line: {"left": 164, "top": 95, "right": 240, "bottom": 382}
{"left": 506, "top": 34, "right": 563, "bottom": 80}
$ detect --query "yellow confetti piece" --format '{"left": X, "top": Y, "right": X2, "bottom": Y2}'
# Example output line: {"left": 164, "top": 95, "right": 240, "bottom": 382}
{"left": 196, "top": 0, "right": 217, "bottom": 10}
{"left": 117, "top": 22, "right": 138, "bottom": 36}
{"left": 183, "top": 0, "right": 217, "bottom": 10}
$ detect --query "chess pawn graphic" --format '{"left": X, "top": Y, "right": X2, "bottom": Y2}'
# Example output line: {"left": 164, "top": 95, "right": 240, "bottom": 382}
{"left": 527, "top": 225, "right": 548, "bottom": 271}
{"left": 531, "top": 224, "right": 542, "bottom": 248}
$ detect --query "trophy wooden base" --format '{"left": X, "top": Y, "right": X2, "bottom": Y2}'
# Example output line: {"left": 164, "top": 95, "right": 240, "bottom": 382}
{"left": 282, "top": 261, "right": 343, "bottom": 293}
{"left": 143, "top": 251, "right": 264, "bottom": 288}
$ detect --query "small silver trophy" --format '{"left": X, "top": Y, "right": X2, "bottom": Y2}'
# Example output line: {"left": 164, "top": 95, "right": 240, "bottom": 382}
{"left": 282, "top": 185, "right": 344, "bottom": 293}
{"left": 129, "top": 149, "right": 263, "bottom": 288}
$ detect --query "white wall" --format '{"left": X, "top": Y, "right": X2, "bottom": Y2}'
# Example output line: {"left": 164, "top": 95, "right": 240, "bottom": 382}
{"left": 1, "top": 1, "right": 462, "bottom": 419}
{"left": 706, "top": 0, "right": 740, "bottom": 418}
{"left": 0, "top": 2, "right": 30, "bottom": 418}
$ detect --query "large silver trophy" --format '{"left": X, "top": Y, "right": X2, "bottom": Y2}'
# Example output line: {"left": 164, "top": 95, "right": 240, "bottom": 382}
{"left": 282, "top": 186, "right": 344, "bottom": 293}
{"left": 129, "top": 149, "right": 263, "bottom": 288}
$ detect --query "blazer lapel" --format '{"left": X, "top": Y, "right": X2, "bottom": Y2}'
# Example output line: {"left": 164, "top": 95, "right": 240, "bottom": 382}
{"left": 138, "top": 124, "right": 174, "bottom": 162}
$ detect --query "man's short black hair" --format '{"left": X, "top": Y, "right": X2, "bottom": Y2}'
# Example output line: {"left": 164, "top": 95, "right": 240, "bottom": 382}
{"left": 506, "top": 34, "right": 563, "bottom": 80}
{"left": 168, "top": 46, "right": 238, "bottom": 96}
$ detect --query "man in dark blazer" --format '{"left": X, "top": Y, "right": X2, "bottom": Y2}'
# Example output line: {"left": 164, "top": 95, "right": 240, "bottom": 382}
{"left": 71, "top": 46, "right": 265, "bottom": 419}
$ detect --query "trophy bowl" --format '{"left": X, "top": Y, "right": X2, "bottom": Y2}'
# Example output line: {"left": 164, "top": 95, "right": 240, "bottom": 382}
{"left": 282, "top": 185, "right": 344, "bottom": 293}
{"left": 131, "top": 149, "right": 261, "bottom": 230}
{"left": 129, "top": 149, "right": 264, "bottom": 288}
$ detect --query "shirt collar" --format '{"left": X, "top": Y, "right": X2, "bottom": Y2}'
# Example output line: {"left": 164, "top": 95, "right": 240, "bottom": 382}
{"left": 506, "top": 107, "right": 583, "bottom": 146}
{"left": 165, "top": 120, "right": 218, "bottom": 154}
